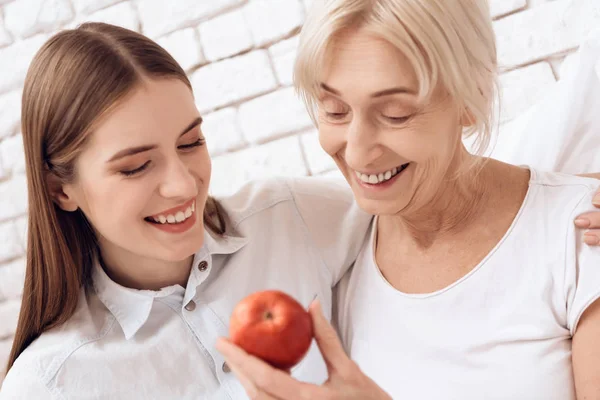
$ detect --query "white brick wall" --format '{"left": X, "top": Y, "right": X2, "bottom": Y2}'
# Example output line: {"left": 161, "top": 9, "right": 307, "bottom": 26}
{"left": 0, "top": 8, "right": 13, "bottom": 47}
{"left": 238, "top": 87, "right": 313, "bottom": 143}
{"left": 494, "top": 0, "right": 600, "bottom": 69}
{"left": 0, "top": 33, "right": 48, "bottom": 93}
{"left": 73, "top": 0, "right": 122, "bottom": 15}
{"left": 0, "top": 90, "right": 21, "bottom": 139}
{"left": 158, "top": 27, "right": 204, "bottom": 71}
{"left": 242, "top": 0, "right": 304, "bottom": 46}
{"left": 74, "top": 1, "right": 140, "bottom": 32}
{"left": 4, "top": 0, "right": 74, "bottom": 39}
{"left": 1, "top": 0, "right": 599, "bottom": 384}
{"left": 268, "top": 36, "right": 300, "bottom": 85}
{"left": 191, "top": 50, "right": 278, "bottom": 112}
{"left": 198, "top": 9, "right": 252, "bottom": 62}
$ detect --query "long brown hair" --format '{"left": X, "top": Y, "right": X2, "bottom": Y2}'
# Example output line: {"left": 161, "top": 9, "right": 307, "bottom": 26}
{"left": 7, "top": 22, "right": 225, "bottom": 372}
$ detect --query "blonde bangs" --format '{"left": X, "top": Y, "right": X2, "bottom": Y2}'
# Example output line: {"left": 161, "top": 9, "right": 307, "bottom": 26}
{"left": 293, "top": 0, "right": 366, "bottom": 126}
{"left": 294, "top": 0, "right": 498, "bottom": 156}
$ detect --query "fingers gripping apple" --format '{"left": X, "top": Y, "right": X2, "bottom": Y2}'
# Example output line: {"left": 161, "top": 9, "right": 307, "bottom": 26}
{"left": 229, "top": 290, "right": 314, "bottom": 370}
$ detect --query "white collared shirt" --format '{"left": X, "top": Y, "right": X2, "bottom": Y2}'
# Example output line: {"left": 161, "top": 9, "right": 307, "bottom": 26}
{"left": 0, "top": 177, "right": 371, "bottom": 400}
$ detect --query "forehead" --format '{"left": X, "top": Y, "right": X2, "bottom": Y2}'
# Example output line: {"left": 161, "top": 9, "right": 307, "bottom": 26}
{"left": 321, "top": 28, "right": 418, "bottom": 94}
{"left": 89, "top": 78, "right": 197, "bottom": 149}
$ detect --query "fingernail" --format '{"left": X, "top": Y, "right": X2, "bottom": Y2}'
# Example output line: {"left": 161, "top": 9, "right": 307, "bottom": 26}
{"left": 575, "top": 218, "right": 591, "bottom": 228}
{"left": 307, "top": 294, "right": 318, "bottom": 310}
{"left": 312, "top": 299, "right": 325, "bottom": 318}
{"left": 311, "top": 298, "right": 322, "bottom": 311}
{"left": 584, "top": 233, "right": 599, "bottom": 245}
{"left": 594, "top": 195, "right": 600, "bottom": 206}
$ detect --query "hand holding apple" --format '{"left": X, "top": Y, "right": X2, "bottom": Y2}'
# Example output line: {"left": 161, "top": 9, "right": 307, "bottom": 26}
{"left": 228, "top": 290, "right": 314, "bottom": 370}
{"left": 217, "top": 299, "right": 393, "bottom": 400}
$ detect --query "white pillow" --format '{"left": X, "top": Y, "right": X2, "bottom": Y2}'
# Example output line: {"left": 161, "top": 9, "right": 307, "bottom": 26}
{"left": 475, "top": 29, "right": 600, "bottom": 174}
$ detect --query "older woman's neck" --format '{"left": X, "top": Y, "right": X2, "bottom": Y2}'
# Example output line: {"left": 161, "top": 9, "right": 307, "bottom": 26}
{"left": 382, "top": 155, "right": 493, "bottom": 249}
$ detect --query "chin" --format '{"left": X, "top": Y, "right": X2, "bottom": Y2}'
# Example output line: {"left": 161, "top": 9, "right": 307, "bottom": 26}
{"left": 160, "top": 228, "right": 205, "bottom": 261}
{"left": 160, "top": 243, "right": 203, "bottom": 262}
{"left": 356, "top": 197, "right": 409, "bottom": 217}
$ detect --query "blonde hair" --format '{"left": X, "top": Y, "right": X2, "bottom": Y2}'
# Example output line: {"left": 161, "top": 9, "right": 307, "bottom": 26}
{"left": 294, "top": 0, "right": 498, "bottom": 155}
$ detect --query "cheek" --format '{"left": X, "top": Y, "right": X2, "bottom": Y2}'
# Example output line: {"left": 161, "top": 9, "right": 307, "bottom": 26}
{"left": 386, "top": 130, "right": 434, "bottom": 162}
{"left": 390, "top": 119, "right": 459, "bottom": 163}
{"left": 86, "top": 183, "right": 146, "bottom": 224}
{"left": 76, "top": 171, "right": 152, "bottom": 229}
{"left": 188, "top": 150, "right": 211, "bottom": 185}
{"left": 318, "top": 126, "right": 344, "bottom": 157}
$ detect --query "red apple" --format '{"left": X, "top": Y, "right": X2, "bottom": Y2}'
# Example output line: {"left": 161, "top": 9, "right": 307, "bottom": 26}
{"left": 229, "top": 290, "right": 314, "bottom": 370}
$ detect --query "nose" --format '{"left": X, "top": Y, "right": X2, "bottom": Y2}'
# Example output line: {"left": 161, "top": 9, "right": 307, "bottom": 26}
{"left": 344, "top": 117, "right": 384, "bottom": 169}
{"left": 158, "top": 155, "right": 198, "bottom": 200}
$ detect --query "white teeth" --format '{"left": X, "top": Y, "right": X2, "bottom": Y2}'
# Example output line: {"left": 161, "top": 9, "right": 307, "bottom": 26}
{"left": 355, "top": 163, "right": 409, "bottom": 185}
{"left": 191, "top": 202, "right": 195, "bottom": 212}
{"left": 150, "top": 202, "right": 196, "bottom": 225}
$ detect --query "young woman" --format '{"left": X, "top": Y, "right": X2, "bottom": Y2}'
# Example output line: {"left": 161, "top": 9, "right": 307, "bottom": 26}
{"left": 217, "top": 1, "right": 600, "bottom": 399}
{"left": 0, "top": 23, "right": 371, "bottom": 399}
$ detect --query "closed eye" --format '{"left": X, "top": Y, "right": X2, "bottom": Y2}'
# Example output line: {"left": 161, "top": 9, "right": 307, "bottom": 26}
{"left": 178, "top": 138, "right": 206, "bottom": 150}
{"left": 120, "top": 160, "right": 151, "bottom": 177}
{"left": 383, "top": 115, "right": 412, "bottom": 124}
{"left": 325, "top": 112, "right": 348, "bottom": 120}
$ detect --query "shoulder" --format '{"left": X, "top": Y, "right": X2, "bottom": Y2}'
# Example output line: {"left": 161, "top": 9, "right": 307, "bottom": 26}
{"left": 527, "top": 169, "right": 598, "bottom": 218}
{"left": 284, "top": 176, "right": 356, "bottom": 203}
{"left": 216, "top": 177, "right": 363, "bottom": 227}
{"left": 215, "top": 178, "right": 293, "bottom": 219}
{"left": 527, "top": 170, "right": 600, "bottom": 333}
{"left": 1, "top": 290, "right": 116, "bottom": 397}
{"left": 216, "top": 177, "right": 372, "bottom": 283}
{"left": 530, "top": 169, "right": 598, "bottom": 191}
{"left": 0, "top": 359, "right": 55, "bottom": 399}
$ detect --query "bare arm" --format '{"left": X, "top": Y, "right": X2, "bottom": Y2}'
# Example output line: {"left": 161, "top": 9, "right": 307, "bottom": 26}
{"left": 577, "top": 173, "right": 600, "bottom": 179}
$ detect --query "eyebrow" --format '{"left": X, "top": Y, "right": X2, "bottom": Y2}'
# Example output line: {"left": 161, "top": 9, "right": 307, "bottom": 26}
{"left": 107, "top": 117, "right": 203, "bottom": 163}
{"left": 319, "top": 83, "right": 416, "bottom": 98}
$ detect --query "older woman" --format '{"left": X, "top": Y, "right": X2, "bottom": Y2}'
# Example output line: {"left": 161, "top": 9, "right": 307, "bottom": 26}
{"left": 217, "top": 0, "right": 600, "bottom": 399}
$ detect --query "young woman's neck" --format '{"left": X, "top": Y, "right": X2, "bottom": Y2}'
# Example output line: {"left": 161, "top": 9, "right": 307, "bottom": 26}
{"left": 98, "top": 243, "right": 194, "bottom": 291}
{"left": 379, "top": 147, "right": 492, "bottom": 249}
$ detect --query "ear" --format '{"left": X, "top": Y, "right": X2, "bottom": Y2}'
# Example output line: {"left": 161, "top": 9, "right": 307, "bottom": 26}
{"left": 45, "top": 172, "right": 79, "bottom": 212}
{"left": 460, "top": 108, "right": 476, "bottom": 127}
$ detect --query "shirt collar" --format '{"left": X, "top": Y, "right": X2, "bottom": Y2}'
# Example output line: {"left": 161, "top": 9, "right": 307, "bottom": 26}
{"left": 203, "top": 229, "right": 248, "bottom": 256}
{"left": 184, "top": 230, "right": 248, "bottom": 306}
{"left": 92, "top": 230, "right": 248, "bottom": 340}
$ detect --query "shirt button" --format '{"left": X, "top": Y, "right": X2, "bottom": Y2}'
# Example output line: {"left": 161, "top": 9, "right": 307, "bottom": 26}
{"left": 184, "top": 300, "right": 196, "bottom": 312}
{"left": 198, "top": 261, "right": 208, "bottom": 271}
{"left": 222, "top": 362, "right": 231, "bottom": 373}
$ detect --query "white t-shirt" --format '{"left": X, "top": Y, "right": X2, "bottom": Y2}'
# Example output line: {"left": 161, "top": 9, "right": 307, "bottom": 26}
{"left": 335, "top": 169, "right": 600, "bottom": 400}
